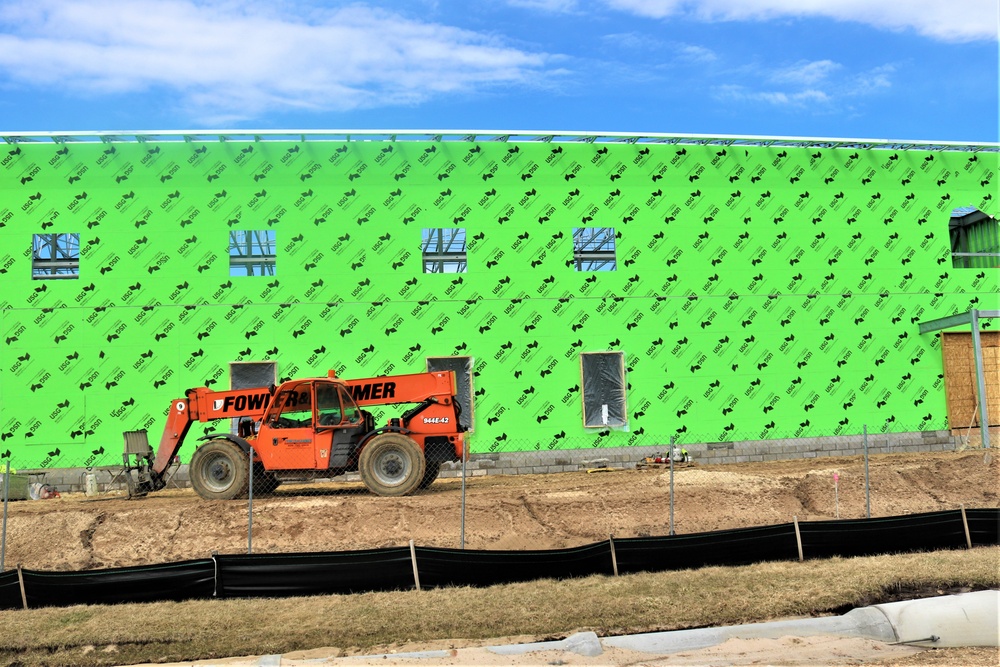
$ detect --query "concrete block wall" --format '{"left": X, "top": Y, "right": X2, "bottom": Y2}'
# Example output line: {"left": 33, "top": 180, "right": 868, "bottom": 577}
{"left": 452, "top": 429, "right": 965, "bottom": 475}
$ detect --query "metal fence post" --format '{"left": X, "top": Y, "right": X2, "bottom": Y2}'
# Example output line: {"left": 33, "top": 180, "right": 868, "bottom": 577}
{"left": 1, "top": 463, "right": 10, "bottom": 573}
{"left": 863, "top": 424, "right": 871, "bottom": 519}
{"left": 669, "top": 435, "right": 675, "bottom": 536}
{"left": 460, "top": 442, "right": 468, "bottom": 550}
{"left": 248, "top": 447, "right": 253, "bottom": 555}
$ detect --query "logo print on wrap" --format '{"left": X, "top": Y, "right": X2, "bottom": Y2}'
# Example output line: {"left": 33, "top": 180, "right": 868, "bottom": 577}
{"left": 213, "top": 399, "right": 224, "bottom": 411}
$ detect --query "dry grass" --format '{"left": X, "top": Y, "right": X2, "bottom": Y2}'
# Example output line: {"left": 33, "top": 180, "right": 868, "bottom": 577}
{"left": 0, "top": 547, "right": 997, "bottom": 667}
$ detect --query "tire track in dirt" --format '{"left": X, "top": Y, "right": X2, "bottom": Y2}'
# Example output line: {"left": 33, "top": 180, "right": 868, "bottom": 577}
{"left": 791, "top": 474, "right": 828, "bottom": 516}
{"left": 898, "top": 468, "right": 948, "bottom": 505}
{"left": 522, "top": 492, "right": 599, "bottom": 544}
{"left": 479, "top": 493, "right": 575, "bottom": 549}
{"left": 79, "top": 512, "right": 107, "bottom": 569}
{"left": 520, "top": 494, "right": 559, "bottom": 540}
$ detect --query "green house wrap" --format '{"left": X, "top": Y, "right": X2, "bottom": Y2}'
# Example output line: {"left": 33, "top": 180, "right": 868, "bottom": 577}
{"left": 0, "top": 131, "right": 996, "bottom": 470}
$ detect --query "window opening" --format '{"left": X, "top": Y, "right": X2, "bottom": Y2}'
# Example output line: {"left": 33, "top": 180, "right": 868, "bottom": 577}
{"left": 950, "top": 207, "right": 999, "bottom": 269}
{"left": 32, "top": 233, "right": 80, "bottom": 279}
{"left": 229, "top": 230, "right": 276, "bottom": 276}
{"left": 580, "top": 351, "right": 627, "bottom": 428}
{"left": 427, "top": 356, "right": 475, "bottom": 432}
{"left": 422, "top": 228, "right": 467, "bottom": 273}
{"left": 573, "top": 227, "right": 616, "bottom": 271}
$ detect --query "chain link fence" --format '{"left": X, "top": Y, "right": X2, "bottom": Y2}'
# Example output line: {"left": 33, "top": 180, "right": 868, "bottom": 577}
{"left": 1, "top": 425, "right": 997, "bottom": 570}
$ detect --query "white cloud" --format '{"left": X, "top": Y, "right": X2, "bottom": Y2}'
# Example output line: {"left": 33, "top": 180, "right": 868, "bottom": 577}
{"left": 675, "top": 44, "right": 718, "bottom": 64}
{"left": 598, "top": 33, "right": 718, "bottom": 67}
{"left": 0, "top": 1, "right": 553, "bottom": 123}
{"left": 768, "top": 60, "right": 841, "bottom": 86}
{"left": 712, "top": 60, "right": 898, "bottom": 111}
{"left": 603, "top": 0, "right": 998, "bottom": 42}
{"left": 601, "top": 31, "right": 666, "bottom": 52}
{"left": 715, "top": 84, "right": 832, "bottom": 107}
{"left": 852, "top": 64, "right": 895, "bottom": 94}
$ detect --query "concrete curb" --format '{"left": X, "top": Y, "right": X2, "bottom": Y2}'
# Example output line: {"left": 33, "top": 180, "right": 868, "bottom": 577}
{"left": 485, "top": 590, "right": 998, "bottom": 658}
{"left": 242, "top": 591, "right": 998, "bottom": 664}
{"left": 487, "top": 631, "right": 603, "bottom": 657}
{"left": 600, "top": 607, "right": 897, "bottom": 656}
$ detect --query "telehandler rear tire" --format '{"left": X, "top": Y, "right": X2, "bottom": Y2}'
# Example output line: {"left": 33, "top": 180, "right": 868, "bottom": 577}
{"left": 190, "top": 440, "right": 249, "bottom": 500}
{"left": 359, "top": 433, "right": 426, "bottom": 497}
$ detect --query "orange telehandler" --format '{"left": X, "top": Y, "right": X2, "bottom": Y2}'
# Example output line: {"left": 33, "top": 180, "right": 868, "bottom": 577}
{"left": 135, "top": 370, "right": 466, "bottom": 500}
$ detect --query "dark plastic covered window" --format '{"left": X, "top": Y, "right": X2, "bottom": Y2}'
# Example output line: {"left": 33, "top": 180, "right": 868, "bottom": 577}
{"left": 580, "top": 351, "right": 627, "bottom": 428}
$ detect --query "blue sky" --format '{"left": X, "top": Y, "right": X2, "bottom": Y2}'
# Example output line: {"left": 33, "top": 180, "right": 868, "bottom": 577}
{"left": 0, "top": 0, "right": 996, "bottom": 141}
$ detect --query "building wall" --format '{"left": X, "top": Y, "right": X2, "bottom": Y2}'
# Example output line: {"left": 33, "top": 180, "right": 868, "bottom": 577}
{"left": 0, "top": 132, "right": 996, "bottom": 470}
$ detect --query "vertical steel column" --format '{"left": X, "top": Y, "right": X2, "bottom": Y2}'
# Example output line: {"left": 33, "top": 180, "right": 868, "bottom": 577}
{"left": 460, "top": 443, "right": 467, "bottom": 550}
{"left": 668, "top": 435, "right": 675, "bottom": 536}
{"left": 247, "top": 448, "right": 253, "bottom": 555}
{"left": 969, "top": 310, "right": 991, "bottom": 448}
{"left": 1, "top": 463, "right": 9, "bottom": 573}
{"left": 863, "top": 424, "right": 870, "bottom": 519}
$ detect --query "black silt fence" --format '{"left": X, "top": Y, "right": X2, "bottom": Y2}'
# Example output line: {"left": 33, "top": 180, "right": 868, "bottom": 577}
{"left": 0, "top": 569, "right": 20, "bottom": 611}
{"left": 415, "top": 541, "right": 616, "bottom": 589}
{"left": 613, "top": 523, "right": 799, "bottom": 573}
{"left": 797, "top": 511, "right": 970, "bottom": 559}
{"left": 14, "top": 560, "right": 215, "bottom": 609}
{"left": 1, "top": 509, "right": 995, "bottom": 610}
{"left": 966, "top": 508, "right": 999, "bottom": 545}
{"left": 216, "top": 548, "right": 414, "bottom": 598}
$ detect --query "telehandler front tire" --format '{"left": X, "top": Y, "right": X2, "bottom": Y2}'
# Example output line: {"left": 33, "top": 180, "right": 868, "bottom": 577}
{"left": 359, "top": 433, "right": 426, "bottom": 497}
{"left": 418, "top": 462, "right": 441, "bottom": 490}
{"left": 252, "top": 462, "right": 281, "bottom": 495}
{"left": 190, "top": 440, "right": 249, "bottom": 500}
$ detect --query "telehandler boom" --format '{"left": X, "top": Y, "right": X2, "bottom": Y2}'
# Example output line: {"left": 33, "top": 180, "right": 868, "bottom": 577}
{"left": 138, "top": 370, "right": 466, "bottom": 500}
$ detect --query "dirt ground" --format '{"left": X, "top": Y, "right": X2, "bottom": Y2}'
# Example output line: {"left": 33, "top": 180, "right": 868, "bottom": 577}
{"left": 141, "top": 638, "right": 1000, "bottom": 667}
{"left": 3, "top": 449, "right": 997, "bottom": 571}
{"left": 5, "top": 450, "right": 999, "bottom": 667}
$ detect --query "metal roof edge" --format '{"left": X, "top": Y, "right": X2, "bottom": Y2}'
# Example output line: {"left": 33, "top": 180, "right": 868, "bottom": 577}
{"left": 0, "top": 129, "right": 997, "bottom": 152}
